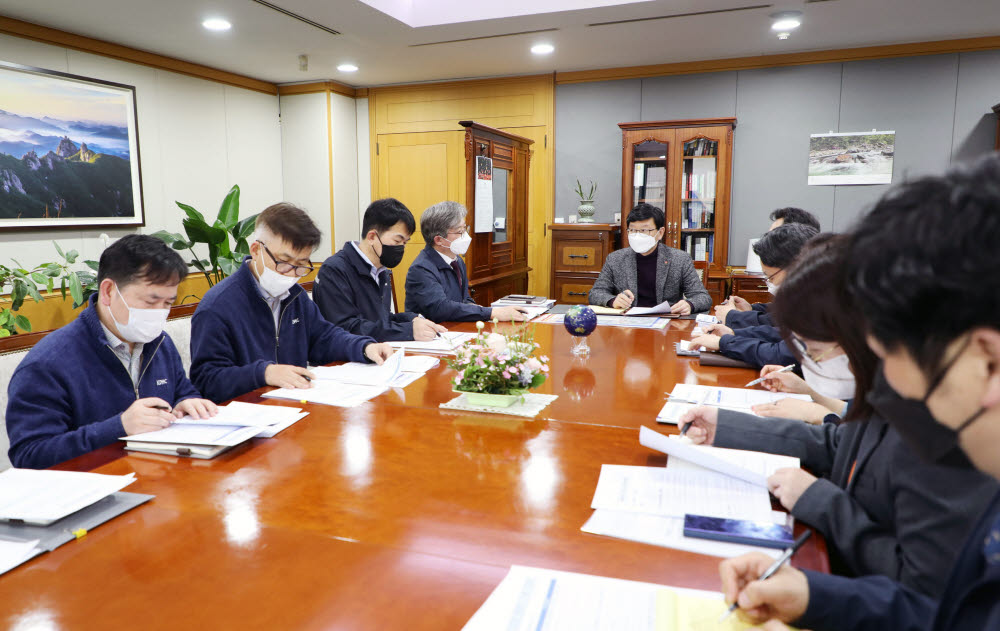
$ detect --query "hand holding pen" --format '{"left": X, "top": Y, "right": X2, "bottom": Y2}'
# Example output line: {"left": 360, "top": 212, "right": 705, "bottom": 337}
{"left": 718, "top": 532, "right": 813, "bottom": 625}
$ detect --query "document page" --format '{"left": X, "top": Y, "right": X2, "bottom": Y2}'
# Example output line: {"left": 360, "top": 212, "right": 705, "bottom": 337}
{"left": 664, "top": 438, "right": 800, "bottom": 479}
{"left": 0, "top": 469, "right": 137, "bottom": 526}
{"left": 310, "top": 349, "right": 404, "bottom": 386}
{"left": 657, "top": 384, "right": 812, "bottom": 425}
{"left": 0, "top": 538, "right": 42, "bottom": 575}
{"left": 173, "top": 401, "right": 304, "bottom": 427}
{"left": 387, "top": 332, "right": 476, "bottom": 354}
{"left": 124, "top": 424, "right": 262, "bottom": 447}
{"left": 263, "top": 382, "right": 387, "bottom": 407}
{"left": 590, "top": 464, "right": 774, "bottom": 522}
{"left": 640, "top": 426, "right": 775, "bottom": 487}
{"left": 625, "top": 299, "right": 672, "bottom": 316}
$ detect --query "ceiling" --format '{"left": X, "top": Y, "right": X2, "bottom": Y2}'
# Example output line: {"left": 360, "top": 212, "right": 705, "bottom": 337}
{"left": 1, "top": 0, "right": 999, "bottom": 87}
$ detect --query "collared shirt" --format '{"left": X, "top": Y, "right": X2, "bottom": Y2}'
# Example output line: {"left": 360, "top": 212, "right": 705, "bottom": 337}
{"left": 437, "top": 248, "right": 457, "bottom": 266}
{"left": 248, "top": 259, "right": 289, "bottom": 330}
{"left": 351, "top": 241, "right": 388, "bottom": 285}
{"left": 100, "top": 321, "right": 144, "bottom": 387}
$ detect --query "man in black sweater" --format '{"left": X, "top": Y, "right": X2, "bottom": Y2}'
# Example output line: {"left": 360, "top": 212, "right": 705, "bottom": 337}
{"left": 314, "top": 198, "right": 447, "bottom": 342}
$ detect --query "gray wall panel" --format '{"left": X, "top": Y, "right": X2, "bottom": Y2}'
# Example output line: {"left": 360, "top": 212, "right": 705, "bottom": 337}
{"left": 554, "top": 79, "right": 641, "bottom": 224}
{"left": 639, "top": 72, "right": 738, "bottom": 121}
{"left": 833, "top": 54, "right": 959, "bottom": 230}
{"left": 730, "top": 63, "right": 842, "bottom": 266}
{"left": 952, "top": 50, "right": 1000, "bottom": 162}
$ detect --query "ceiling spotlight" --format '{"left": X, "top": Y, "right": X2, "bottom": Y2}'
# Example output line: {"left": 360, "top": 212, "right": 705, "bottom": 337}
{"left": 777, "top": 32, "right": 791, "bottom": 40}
{"left": 202, "top": 18, "right": 232, "bottom": 31}
{"left": 337, "top": 63, "right": 359, "bottom": 73}
{"left": 770, "top": 10, "right": 802, "bottom": 31}
{"left": 531, "top": 43, "right": 555, "bottom": 55}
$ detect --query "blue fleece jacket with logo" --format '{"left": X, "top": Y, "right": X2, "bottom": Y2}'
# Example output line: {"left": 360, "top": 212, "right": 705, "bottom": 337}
{"left": 190, "top": 258, "right": 375, "bottom": 403}
{"left": 6, "top": 294, "right": 201, "bottom": 469}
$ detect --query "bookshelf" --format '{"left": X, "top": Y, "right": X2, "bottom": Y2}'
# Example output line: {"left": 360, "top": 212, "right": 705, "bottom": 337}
{"left": 619, "top": 118, "right": 736, "bottom": 276}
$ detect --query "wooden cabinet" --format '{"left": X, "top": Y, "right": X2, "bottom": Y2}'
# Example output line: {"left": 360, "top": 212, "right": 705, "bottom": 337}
{"left": 461, "top": 121, "right": 532, "bottom": 305}
{"left": 730, "top": 271, "right": 772, "bottom": 306}
{"left": 549, "top": 224, "right": 621, "bottom": 304}
{"left": 619, "top": 118, "right": 736, "bottom": 276}
{"left": 703, "top": 272, "right": 728, "bottom": 308}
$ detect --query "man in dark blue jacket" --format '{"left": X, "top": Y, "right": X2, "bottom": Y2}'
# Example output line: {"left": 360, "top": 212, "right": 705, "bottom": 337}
{"left": 190, "top": 203, "right": 393, "bottom": 403}
{"left": 314, "top": 198, "right": 447, "bottom": 342}
{"left": 404, "top": 201, "right": 528, "bottom": 323}
{"left": 6, "top": 235, "right": 217, "bottom": 469}
{"left": 714, "top": 154, "right": 1000, "bottom": 630}
{"left": 692, "top": 223, "right": 817, "bottom": 369}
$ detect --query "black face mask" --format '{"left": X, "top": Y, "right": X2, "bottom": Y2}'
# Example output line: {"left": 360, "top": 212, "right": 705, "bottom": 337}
{"left": 375, "top": 239, "right": 405, "bottom": 269}
{"left": 868, "top": 344, "right": 985, "bottom": 470}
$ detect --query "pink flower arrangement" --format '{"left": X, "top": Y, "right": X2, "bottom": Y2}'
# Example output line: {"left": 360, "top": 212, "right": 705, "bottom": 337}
{"left": 446, "top": 320, "right": 550, "bottom": 395}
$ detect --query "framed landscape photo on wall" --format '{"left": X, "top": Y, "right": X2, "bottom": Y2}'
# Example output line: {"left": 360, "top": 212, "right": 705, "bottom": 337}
{"left": 0, "top": 60, "right": 144, "bottom": 231}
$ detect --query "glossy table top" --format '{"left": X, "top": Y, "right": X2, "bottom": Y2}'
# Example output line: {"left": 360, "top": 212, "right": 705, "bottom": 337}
{"left": 0, "top": 318, "right": 827, "bottom": 630}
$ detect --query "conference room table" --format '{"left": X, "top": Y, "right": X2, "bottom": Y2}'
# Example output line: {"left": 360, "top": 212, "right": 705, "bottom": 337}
{"left": 0, "top": 316, "right": 829, "bottom": 630}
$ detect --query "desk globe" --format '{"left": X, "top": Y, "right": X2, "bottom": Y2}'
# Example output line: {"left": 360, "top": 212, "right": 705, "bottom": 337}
{"left": 563, "top": 305, "right": 597, "bottom": 357}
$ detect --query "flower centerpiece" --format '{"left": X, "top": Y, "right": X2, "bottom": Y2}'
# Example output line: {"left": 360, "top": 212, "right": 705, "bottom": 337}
{"left": 447, "top": 320, "right": 550, "bottom": 407}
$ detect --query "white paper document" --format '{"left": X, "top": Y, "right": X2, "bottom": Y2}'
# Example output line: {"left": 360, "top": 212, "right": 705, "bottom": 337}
{"left": 124, "top": 424, "right": 262, "bottom": 447}
{"left": 387, "top": 331, "right": 476, "bottom": 355}
{"left": 0, "top": 469, "right": 137, "bottom": 526}
{"left": 0, "top": 538, "right": 43, "bottom": 575}
{"left": 400, "top": 355, "right": 440, "bottom": 373}
{"left": 641, "top": 426, "right": 781, "bottom": 488}
{"left": 657, "top": 384, "right": 813, "bottom": 425}
{"left": 263, "top": 381, "right": 388, "bottom": 408}
{"left": 624, "top": 299, "right": 673, "bottom": 316}
{"left": 310, "top": 349, "right": 404, "bottom": 386}
{"left": 665, "top": 438, "right": 800, "bottom": 480}
{"left": 581, "top": 510, "right": 782, "bottom": 559}
{"left": 462, "top": 565, "right": 755, "bottom": 631}
{"left": 173, "top": 401, "right": 304, "bottom": 427}
{"left": 590, "top": 464, "right": 774, "bottom": 522}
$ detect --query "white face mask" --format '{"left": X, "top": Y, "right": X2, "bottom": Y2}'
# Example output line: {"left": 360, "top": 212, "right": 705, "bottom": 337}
{"left": 766, "top": 280, "right": 780, "bottom": 295}
{"left": 628, "top": 232, "right": 657, "bottom": 254}
{"left": 802, "top": 353, "right": 856, "bottom": 400}
{"left": 444, "top": 231, "right": 472, "bottom": 257}
{"left": 255, "top": 256, "right": 299, "bottom": 298}
{"left": 111, "top": 284, "right": 168, "bottom": 344}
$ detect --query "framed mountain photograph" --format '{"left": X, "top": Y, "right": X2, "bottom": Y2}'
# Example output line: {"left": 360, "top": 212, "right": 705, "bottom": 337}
{"left": 0, "top": 60, "right": 144, "bottom": 231}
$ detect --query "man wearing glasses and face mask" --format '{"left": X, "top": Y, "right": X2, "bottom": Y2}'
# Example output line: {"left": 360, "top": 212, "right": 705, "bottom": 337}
{"left": 190, "top": 203, "right": 393, "bottom": 403}
{"left": 714, "top": 154, "right": 1000, "bottom": 631}
{"left": 588, "top": 203, "right": 711, "bottom": 315}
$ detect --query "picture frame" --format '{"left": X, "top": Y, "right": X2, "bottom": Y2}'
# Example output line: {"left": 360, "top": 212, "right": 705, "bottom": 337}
{"left": 0, "top": 60, "right": 144, "bottom": 231}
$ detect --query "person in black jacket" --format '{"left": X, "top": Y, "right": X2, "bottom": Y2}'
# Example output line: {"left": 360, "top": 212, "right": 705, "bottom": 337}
{"left": 314, "top": 198, "right": 448, "bottom": 342}
{"left": 713, "top": 153, "right": 1000, "bottom": 631}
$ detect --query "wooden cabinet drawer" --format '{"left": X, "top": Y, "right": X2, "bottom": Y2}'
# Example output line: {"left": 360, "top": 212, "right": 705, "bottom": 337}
{"left": 554, "top": 240, "right": 605, "bottom": 273}
{"left": 731, "top": 275, "right": 772, "bottom": 305}
{"left": 553, "top": 277, "right": 595, "bottom": 304}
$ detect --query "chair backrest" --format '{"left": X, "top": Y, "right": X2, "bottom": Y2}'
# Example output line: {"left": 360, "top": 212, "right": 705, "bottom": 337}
{"left": 0, "top": 347, "right": 34, "bottom": 471}
{"left": 693, "top": 260, "right": 709, "bottom": 284}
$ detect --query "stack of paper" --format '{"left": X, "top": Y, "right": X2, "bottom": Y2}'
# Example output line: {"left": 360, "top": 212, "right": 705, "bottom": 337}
{"left": 171, "top": 401, "right": 309, "bottom": 438}
{"left": 263, "top": 381, "right": 388, "bottom": 408}
{"left": 123, "top": 424, "right": 263, "bottom": 459}
{"left": 624, "top": 298, "right": 675, "bottom": 317}
{"left": 310, "top": 349, "right": 405, "bottom": 387}
{"left": 0, "top": 469, "right": 137, "bottom": 526}
{"left": 657, "top": 384, "right": 813, "bottom": 425}
{"left": 387, "top": 331, "right": 477, "bottom": 355}
{"left": 462, "top": 565, "right": 760, "bottom": 630}
{"left": 0, "top": 538, "right": 43, "bottom": 576}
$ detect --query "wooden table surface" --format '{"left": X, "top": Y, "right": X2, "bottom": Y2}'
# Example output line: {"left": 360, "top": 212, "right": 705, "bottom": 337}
{"left": 0, "top": 317, "right": 827, "bottom": 630}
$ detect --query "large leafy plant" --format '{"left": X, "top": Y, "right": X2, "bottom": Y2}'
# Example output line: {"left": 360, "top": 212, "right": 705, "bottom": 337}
{"left": 152, "top": 185, "right": 257, "bottom": 287}
{"left": 0, "top": 242, "right": 99, "bottom": 337}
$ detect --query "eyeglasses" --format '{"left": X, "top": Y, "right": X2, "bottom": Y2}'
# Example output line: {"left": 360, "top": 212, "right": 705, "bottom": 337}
{"left": 446, "top": 227, "right": 466, "bottom": 237}
{"left": 257, "top": 241, "right": 314, "bottom": 277}
{"left": 627, "top": 227, "right": 659, "bottom": 236}
{"left": 764, "top": 269, "right": 783, "bottom": 283}
{"left": 792, "top": 336, "right": 839, "bottom": 363}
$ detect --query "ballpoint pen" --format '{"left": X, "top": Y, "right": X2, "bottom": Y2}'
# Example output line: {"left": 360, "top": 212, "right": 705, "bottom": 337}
{"left": 720, "top": 530, "right": 812, "bottom": 622}
{"left": 744, "top": 363, "right": 795, "bottom": 388}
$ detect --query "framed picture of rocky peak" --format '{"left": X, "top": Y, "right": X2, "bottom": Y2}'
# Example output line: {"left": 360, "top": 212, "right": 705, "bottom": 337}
{"left": 0, "top": 60, "right": 144, "bottom": 231}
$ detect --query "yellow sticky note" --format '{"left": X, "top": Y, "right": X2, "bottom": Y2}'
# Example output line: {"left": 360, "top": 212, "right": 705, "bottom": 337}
{"left": 71, "top": 528, "right": 87, "bottom": 539}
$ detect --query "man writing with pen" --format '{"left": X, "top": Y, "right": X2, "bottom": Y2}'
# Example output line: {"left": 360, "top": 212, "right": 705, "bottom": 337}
{"left": 6, "top": 235, "right": 218, "bottom": 469}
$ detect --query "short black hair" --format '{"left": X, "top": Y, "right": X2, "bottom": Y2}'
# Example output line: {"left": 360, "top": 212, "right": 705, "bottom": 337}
{"left": 362, "top": 198, "right": 415, "bottom": 238}
{"left": 97, "top": 234, "right": 188, "bottom": 288}
{"left": 256, "top": 203, "right": 322, "bottom": 251}
{"left": 769, "top": 207, "right": 821, "bottom": 231}
{"left": 627, "top": 203, "right": 664, "bottom": 230}
{"left": 752, "top": 223, "right": 819, "bottom": 268}
{"left": 848, "top": 153, "right": 1000, "bottom": 377}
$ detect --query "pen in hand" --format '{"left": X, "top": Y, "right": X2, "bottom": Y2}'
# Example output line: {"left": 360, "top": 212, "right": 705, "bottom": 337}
{"left": 745, "top": 364, "right": 795, "bottom": 388}
{"left": 720, "top": 530, "right": 812, "bottom": 622}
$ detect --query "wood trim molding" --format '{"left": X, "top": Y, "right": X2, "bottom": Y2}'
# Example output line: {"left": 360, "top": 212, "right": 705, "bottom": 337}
{"left": 0, "top": 15, "right": 277, "bottom": 95}
{"left": 555, "top": 35, "right": 1000, "bottom": 84}
{"left": 459, "top": 120, "right": 536, "bottom": 146}
{"left": 277, "top": 80, "right": 359, "bottom": 98}
{"left": 368, "top": 73, "right": 552, "bottom": 96}
{"left": 619, "top": 118, "right": 737, "bottom": 131}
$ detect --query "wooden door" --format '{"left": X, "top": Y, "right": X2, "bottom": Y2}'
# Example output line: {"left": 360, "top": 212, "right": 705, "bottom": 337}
{"left": 501, "top": 126, "right": 551, "bottom": 297}
{"left": 375, "top": 131, "right": 465, "bottom": 310}
{"left": 673, "top": 125, "right": 732, "bottom": 273}
{"left": 620, "top": 128, "right": 678, "bottom": 247}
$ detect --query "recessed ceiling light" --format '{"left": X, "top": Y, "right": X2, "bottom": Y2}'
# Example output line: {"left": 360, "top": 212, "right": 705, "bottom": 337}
{"left": 770, "top": 10, "right": 802, "bottom": 31}
{"left": 202, "top": 18, "right": 232, "bottom": 31}
{"left": 777, "top": 32, "right": 791, "bottom": 40}
{"left": 337, "top": 63, "right": 359, "bottom": 73}
{"left": 531, "top": 43, "right": 555, "bottom": 55}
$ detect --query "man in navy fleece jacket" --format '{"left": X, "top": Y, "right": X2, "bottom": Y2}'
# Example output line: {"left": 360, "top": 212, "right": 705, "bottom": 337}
{"left": 6, "top": 235, "right": 217, "bottom": 469}
{"left": 190, "top": 202, "right": 393, "bottom": 403}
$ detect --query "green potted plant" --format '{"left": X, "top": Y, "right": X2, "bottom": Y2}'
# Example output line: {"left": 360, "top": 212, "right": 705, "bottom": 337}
{"left": 0, "top": 243, "right": 98, "bottom": 337}
{"left": 447, "top": 320, "right": 550, "bottom": 407}
{"left": 574, "top": 178, "right": 597, "bottom": 223}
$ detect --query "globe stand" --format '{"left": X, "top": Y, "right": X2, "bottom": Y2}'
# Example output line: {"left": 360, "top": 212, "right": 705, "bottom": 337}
{"left": 571, "top": 336, "right": 591, "bottom": 357}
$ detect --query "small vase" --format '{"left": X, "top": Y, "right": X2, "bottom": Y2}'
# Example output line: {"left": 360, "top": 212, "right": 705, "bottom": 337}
{"left": 455, "top": 389, "right": 525, "bottom": 407}
{"left": 577, "top": 200, "right": 596, "bottom": 223}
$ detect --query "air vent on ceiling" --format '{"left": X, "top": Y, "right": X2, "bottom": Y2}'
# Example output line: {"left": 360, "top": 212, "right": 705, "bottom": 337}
{"left": 588, "top": 4, "right": 773, "bottom": 27}
{"left": 805, "top": 0, "right": 838, "bottom": 3}
{"left": 249, "top": 0, "right": 340, "bottom": 36}
{"left": 410, "top": 27, "right": 558, "bottom": 47}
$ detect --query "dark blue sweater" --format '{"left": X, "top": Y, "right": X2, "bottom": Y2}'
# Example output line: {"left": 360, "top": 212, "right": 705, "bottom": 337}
{"left": 726, "top": 303, "right": 773, "bottom": 328}
{"left": 190, "top": 258, "right": 376, "bottom": 403}
{"left": 6, "top": 294, "right": 201, "bottom": 469}
{"left": 313, "top": 242, "right": 418, "bottom": 342}
{"left": 404, "top": 246, "right": 491, "bottom": 322}
{"left": 718, "top": 331, "right": 797, "bottom": 369}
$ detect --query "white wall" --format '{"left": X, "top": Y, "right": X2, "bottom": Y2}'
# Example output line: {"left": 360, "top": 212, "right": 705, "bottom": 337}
{"left": 0, "top": 33, "right": 283, "bottom": 269}
{"left": 330, "top": 92, "right": 361, "bottom": 247}
{"left": 356, "top": 97, "right": 372, "bottom": 212}
{"left": 279, "top": 92, "right": 334, "bottom": 257}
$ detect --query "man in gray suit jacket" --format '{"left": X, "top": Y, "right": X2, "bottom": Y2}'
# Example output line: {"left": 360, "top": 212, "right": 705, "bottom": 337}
{"left": 588, "top": 203, "right": 711, "bottom": 314}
